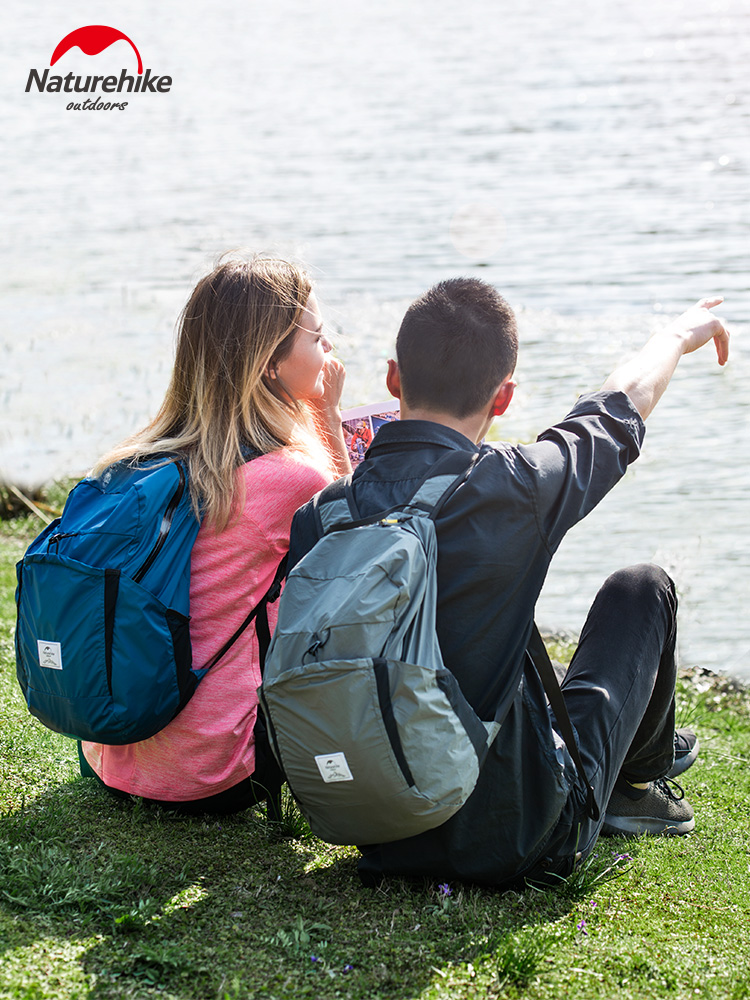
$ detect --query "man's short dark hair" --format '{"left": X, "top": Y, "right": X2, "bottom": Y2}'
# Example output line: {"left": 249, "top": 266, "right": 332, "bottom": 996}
{"left": 395, "top": 278, "right": 518, "bottom": 418}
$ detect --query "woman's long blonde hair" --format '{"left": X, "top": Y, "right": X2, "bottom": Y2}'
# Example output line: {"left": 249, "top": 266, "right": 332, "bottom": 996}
{"left": 95, "top": 253, "right": 331, "bottom": 529}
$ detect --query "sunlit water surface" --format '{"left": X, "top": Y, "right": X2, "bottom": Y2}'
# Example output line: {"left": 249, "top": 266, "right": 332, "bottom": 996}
{"left": 2, "top": 0, "right": 748, "bottom": 675}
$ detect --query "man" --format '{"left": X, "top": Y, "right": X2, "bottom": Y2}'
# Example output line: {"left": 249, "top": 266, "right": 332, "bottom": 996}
{"left": 287, "top": 279, "right": 730, "bottom": 888}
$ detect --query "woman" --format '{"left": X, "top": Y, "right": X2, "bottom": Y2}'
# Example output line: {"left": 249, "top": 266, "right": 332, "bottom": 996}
{"left": 80, "top": 253, "right": 351, "bottom": 814}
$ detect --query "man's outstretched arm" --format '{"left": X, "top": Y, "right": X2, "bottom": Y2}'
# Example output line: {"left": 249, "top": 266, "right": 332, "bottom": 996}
{"left": 602, "top": 297, "right": 730, "bottom": 420}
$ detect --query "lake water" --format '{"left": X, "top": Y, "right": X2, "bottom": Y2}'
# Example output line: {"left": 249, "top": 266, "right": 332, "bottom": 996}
{"left": 2, "top": 0, "right": 748, "bottom": 676}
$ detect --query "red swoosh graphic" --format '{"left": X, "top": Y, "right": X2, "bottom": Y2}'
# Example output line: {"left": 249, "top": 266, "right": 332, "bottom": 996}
{"left": 50, "top": 26, "right": 143, "bottom": 74}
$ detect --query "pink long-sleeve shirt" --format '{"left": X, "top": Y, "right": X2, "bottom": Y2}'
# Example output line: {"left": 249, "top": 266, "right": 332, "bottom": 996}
{"left": 82, "top": 448, "right": 330, "bottom": 801}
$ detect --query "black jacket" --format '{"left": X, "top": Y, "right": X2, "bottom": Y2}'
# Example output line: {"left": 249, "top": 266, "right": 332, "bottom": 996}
{"left": 289, "top": 390, "right": 644, "bottom": 886}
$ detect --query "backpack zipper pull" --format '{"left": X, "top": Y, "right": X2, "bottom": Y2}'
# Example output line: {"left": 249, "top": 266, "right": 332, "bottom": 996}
{"left": 48, "top": 531, "right": 77, "bottom": 552}
{"left": 307, "top": 628, "right": 330, "bottom": 659}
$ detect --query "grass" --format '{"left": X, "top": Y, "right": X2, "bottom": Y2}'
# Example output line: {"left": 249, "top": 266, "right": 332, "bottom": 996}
{"left": 2, "top": 503, "right": 750, "bottom": 999}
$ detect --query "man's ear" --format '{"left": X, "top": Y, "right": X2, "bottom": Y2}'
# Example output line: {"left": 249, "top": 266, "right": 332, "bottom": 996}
{"left": 386, "top": 359, "right": 402, "bottom": 400}
{"left": 491, "top": 379, "right": 516, "bottom": 417}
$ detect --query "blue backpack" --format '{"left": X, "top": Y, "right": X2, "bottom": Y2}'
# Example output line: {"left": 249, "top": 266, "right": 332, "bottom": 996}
{"left": 15, "top": 455, "right": 282, "bottom": 745}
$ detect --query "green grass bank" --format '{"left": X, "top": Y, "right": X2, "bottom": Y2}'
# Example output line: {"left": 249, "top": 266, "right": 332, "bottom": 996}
{"left": 1, "top": 508, "right": 749, "bottom": 1000}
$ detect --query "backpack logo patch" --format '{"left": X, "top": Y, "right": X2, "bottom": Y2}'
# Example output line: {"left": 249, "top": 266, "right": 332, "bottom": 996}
{"left": 37, "top": 640, "right": 63, "bottom": 670}
{"left": 314, "top": 752, "right": 354, "bottom": 783}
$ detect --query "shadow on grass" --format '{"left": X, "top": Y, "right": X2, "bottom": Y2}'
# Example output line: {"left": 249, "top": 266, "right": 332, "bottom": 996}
{"left": 0, "top": 776, "right": 638, "bottom": 1000}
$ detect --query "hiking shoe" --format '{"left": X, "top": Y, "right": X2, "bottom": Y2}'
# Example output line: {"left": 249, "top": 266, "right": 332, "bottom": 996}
{"left": 667, "top": 728, "right": 700, "bottom": 778}
{"left": 601, "top": 777, "right": 695, "bottom": 836}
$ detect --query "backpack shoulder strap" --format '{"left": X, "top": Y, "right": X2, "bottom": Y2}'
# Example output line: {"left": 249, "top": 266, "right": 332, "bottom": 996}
{"left": 412, "top": 447, "right": 489, "bottom": 519}
{"left": 313, "top": 476, "right": 355, "bottom": 535}
{"left": 526, "top": 624, "right": 600, "bottom": 822}
{"left": 202, "top": 555, "right": 288, "bottom": 673}
{"left": 194, "top": 447, "right": 282, "bottom": 672}
{"left": 314, "top": 446, "right": 490, "bottom": 535}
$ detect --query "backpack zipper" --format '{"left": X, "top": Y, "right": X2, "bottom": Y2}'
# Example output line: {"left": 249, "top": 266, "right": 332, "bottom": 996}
{"left": 48, "top": 531, "right": 79, "bottom": 552}
{"left": 133, "top": 463, "right": 187, "bottom": 584}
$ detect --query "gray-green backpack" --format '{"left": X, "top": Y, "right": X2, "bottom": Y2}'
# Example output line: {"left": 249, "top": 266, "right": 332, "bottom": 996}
{"left": 258, "top": 450, "right": 506, "bottom": 845}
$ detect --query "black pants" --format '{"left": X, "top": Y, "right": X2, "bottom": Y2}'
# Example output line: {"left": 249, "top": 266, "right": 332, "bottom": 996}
{"left": 531, "top": 562, "right": 679, "bottom": 875}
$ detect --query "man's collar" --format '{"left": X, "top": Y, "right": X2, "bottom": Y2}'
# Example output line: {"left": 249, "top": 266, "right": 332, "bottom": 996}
{"left": 369, "top": 418, "right": 477, "bottom": 453}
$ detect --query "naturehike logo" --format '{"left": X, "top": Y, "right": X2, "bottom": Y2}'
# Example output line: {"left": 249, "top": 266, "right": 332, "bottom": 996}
{"left": 51, "top": 26, "right": 144, "bottom": 73}
{"left": 314, "top": 752, "right": 354, "bottom": 783}
{"left": 37, "top": 640, "right": 63, "bottom": 670}
{"left": 25, "top": 25, "right": 172, "bottom": 111}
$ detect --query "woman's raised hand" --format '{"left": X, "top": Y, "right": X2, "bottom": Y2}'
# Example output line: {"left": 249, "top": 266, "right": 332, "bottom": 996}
{"left": 309, "top": 356, "right": 352, "bottom": 476}
{"left": 318, "top": 356, "right": 347, "bottom": 414}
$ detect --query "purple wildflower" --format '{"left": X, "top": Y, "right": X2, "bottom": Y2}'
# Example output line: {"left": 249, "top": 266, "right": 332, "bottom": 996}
{"left": 438, "top": 883, "right": 452, "bottom": 897}
{"left": 343, "top": 964, "right": 353, "bottom": 973}
{"left": 577, "top": 919, "right": 588, "bottom": 936}
{"left": 311, "top": 955, "right": 318, "bottom": 963}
